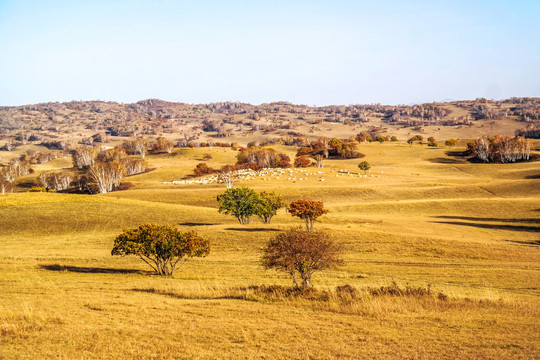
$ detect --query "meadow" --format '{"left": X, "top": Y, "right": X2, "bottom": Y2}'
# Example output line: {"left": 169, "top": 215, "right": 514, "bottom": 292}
{"left": 0, "top": 141, "right": 539, "bottom": 359}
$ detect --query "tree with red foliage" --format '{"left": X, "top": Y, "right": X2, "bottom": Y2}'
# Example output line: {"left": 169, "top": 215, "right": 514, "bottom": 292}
{"left": 287, "top": 200, "right": 328, "bottom": 232}
{"left": 294, "top": 155, "right": 311, "bottom": 168}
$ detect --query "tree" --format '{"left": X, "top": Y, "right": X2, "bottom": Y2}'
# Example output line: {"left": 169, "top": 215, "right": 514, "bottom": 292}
{"left": 87, "top": 160, "right": 125, "bottom": 193}
{"left": 294, "top": 155, "right": 311, "bottom": 168}
{"left": 72, "top": 148, "right": 95, "bottom": 169}
{"left": 261, "top": 227, "right": 343, "bottom": 289}
{"left": 287, "top": 200, "right": 328, "bottom": 232}
{"left": 0, "top": 173, "right": 12, "bottom": 194}
{"left": 445, "top": 139, "right": 457, "bottom": 147}
{"left": 218, "top": 165, "right": 237, "bottom": 188}
{"left": 217, "top": 187, "right": 263, "bottom": 224}
{"left": 194, "top": 163, "right": 214, "bottom": 177}
{"left": 390, "top": 136, "right": 398, "bottom": 142}
{"left": 38, "top": 171, "right": 72, "bottom": 191}
{"left": 153, "top": 137, "right": 173, "bottom": 153}
{"left": 112, "top": 224, "right": 210, "bottom": 276}
{"left": 258, "top": 191, "right": 285, "bottom": 224}
{"left": 358, "top": 161, "right": 371, "bottom": 174}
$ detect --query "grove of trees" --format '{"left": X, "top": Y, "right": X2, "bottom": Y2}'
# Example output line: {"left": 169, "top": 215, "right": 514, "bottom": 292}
{"left": 217, "top": 187, "right": 285, "bottom": 224}
{"left": 467, "top": 135, "right": 532, "bottom": 163}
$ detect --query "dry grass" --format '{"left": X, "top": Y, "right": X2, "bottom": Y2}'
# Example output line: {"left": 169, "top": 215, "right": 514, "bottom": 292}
{"left": 0, "top": 142, "right": 539, "bottom": 359}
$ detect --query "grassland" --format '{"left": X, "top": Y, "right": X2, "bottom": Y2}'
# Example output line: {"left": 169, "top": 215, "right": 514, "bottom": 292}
{"left": 1, "top": 142, "right": 539, "bottom": 359}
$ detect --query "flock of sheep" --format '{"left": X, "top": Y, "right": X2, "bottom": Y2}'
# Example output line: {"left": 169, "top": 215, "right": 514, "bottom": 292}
{"left": 164, "top": 166, "right": 381, "bottom": 186}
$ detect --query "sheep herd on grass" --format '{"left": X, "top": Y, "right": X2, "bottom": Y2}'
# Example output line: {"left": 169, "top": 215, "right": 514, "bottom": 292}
{"left": 164, "top": 166, "right": 381, "bottom": 186}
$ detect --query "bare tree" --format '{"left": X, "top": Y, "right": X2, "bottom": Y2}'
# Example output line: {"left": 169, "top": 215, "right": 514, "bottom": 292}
{"left": 72, "top": 148, "right": 95, "bottom": 169}
{"left": 87, "top": 161, "right": 125, "bottom": 193}
{"left": 38, "top": 171, "right": 72, "bottom": 191}
{"left": 218, "top": 165, "right": 237, "bottom": 189}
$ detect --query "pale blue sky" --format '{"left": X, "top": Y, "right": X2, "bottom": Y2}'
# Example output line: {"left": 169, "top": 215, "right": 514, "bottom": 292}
{"left": 0, "top": 0, "right": 538, "bottom": 106}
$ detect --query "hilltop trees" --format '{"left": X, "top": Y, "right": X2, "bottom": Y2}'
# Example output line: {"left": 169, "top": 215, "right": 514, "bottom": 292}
{"left": 112, "top": 224, "right": 210, "bottom": 276}
{"left": 236, "top": 146, "right": 291, "bottom": 168}
{"left": 261, "top": 227, "right": 343, "bottom": 289}
{"left": 287, "top": 200, "right": 328, "bottom": 232}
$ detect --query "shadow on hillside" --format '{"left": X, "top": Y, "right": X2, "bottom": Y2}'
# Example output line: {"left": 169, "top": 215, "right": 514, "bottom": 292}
{"left": 445, "top": 150, "right": 468, "bottom": 158}
{"left": 39, "top": 264, "right": 149, "bottom": 274}
{"left": 430, "top": 220, "right": 539, "bottom": 233}
{"left": 131, "top": 288, "right": 250, "bottom": 301}
{"left": 427, "top": 157, "right": 465, "bottom": 164}
{"left": 435, "top": 216, "right": 540, "bottom": 224}
{"left": 225, "top": 227, "right": 282, "bottom": 232}
{"left": 502, "top": 239, "right": 540, "bottom": 247}
{"left": 179, "top": 222, "right": 216, "bottom": 226}
{"left": 525, "top": 174, "right": 540, "bottom": 179}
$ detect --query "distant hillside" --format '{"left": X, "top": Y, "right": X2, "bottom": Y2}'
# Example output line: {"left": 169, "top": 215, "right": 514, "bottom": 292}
{"left": 0, "top": 97, "right": 538, "bottom": 151}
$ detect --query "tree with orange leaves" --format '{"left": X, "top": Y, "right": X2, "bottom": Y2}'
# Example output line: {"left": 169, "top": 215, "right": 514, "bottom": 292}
{"left": 287, "top": 200, "right": 328, "bottom": 232}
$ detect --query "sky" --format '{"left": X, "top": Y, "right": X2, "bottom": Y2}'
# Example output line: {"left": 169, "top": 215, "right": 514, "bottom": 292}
{"left": 0, "top": 0, "right": 539, "bottom": 106}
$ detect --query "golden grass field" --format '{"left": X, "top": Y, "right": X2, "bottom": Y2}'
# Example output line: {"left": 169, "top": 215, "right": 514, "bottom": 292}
{"left": 1, "top": 141, "right": 539, "bottom": 359}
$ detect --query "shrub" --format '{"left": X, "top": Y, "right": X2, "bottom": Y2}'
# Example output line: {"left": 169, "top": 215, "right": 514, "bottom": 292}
{"left": 261, "top": 227, "right": 343, "bottom": 289}
{"left": 111, "top": 223, "right": 210, "bottom": 276}
{"left": 294, "top": 155, "right": 311, "bottom": 168}
{"left": 194, "top": 163, "right": 214, "bottom": 177}
{"left": 445, "top": 139, "right": 458, "bottom": 147}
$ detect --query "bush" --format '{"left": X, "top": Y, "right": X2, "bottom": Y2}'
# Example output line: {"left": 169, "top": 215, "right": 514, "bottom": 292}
{"left": 194, "top": 163, "right": 214, "bottom": 177}
{"left": 28, "top": 186, "right": 56, "bottom": 193}
{"left": 294, "top": 155, "right": 311, "bottom": 168}
{"left": 445, "top": 139, "right": 458, "bottom": 147}
{"left": 261, "top": 227, "right": 343, "bottom": 289}
{"left": 111, "top": 223, "right": 210, "bottom": 276}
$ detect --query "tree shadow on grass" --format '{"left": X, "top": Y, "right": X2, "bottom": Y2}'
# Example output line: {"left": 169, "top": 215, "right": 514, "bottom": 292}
{"left": 39, "top": 264, "right": 150, "bottom": 274}
{"left": 435, "top": 215, "right": 540, "bottom": 224}
{"left": 502, "top": 239, "right": 540, "bottom": 247}
{"left": 130, "top": 288, "right": 253, "bottom": 301}
{"left": 427, "top": 157, "right": 465, "bottom": 164}
{"left": 430, "top": 219, "right": 540, "bottom": 233}
{"left": 179, "top": 222, "right": 216, "bottom": 227}
{"left": 225, "top": 227, "right": 282, "bottom": 232}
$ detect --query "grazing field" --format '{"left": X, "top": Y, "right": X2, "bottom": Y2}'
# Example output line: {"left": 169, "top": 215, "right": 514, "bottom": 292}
{"left": 1, "top": 142, "right": 539, "bottom": 359}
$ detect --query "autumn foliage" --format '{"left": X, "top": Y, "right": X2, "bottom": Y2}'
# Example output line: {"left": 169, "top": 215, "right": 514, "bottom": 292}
{"left": 261, "top": 227, "right": 343, "bottom": 289}
{"left": 287, "top": 200, "right": 328, "bottom": 232}
{"left": 111, "top": 224, "right": 210, "bottom": 276}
